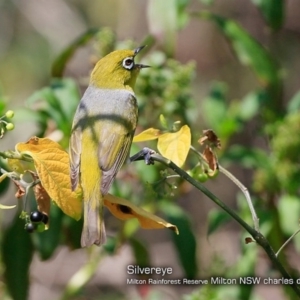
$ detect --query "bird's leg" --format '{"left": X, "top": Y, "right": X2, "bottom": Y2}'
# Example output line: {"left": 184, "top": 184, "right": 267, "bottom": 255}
{"left": 130, "top": 147, "right": 156, "bottom": 165}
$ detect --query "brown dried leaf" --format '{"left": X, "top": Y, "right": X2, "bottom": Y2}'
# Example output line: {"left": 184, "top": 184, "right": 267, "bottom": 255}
{"left": 203, "top": 145, "right": 219, "bottom": 175}
{"left": 11, "top": 179, "right": 26, "bottom": 199}
{"left": 104, "top": 194, "right": 179, "bottom": 234}
{"left": 198, "top": 129, "right": 221, "bottom": 149}
{"left": 245, "top": 237, "right": 255, "bottom": 244}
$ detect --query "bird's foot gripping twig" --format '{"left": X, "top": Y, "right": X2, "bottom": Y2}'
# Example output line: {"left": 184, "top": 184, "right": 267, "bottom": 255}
{"left": 130, "top": 147, "right": 156, "bottom": 165}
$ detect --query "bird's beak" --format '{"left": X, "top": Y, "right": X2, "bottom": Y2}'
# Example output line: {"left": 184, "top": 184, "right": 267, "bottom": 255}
{"left": 135, "top": 64, "right": 150, "bottom": 69}
{"left": 134, "top": 45, "right": 150, "bottom": 69}
{"left": 134, "top": 45, "right": 147, "bottom": 56}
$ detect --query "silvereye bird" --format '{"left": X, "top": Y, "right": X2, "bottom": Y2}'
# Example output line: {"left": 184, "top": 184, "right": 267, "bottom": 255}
{"left": 69, "top": 46, "right": 148, "bottom": 247}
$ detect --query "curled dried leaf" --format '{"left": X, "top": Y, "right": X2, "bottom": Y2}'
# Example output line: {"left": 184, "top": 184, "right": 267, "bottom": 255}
{"left": 11, "top": 179, "right": 26, "bottom": 199}
{"left": 198, "top": 129, "right": 221, "bottom": 149}
{"left": 245, "top": 237, "right": 255, "bottom": 244}
{"left": 203, "top": 145, "right": 219, "bottom": 175}
{"left": 104, "top": 193, "right": 179, "bottom": 234}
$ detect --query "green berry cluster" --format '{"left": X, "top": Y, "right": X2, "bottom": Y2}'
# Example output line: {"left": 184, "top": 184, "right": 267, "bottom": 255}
{"left": 187, "top": 165, "right": 219, "bottom": 183}
{"left": 0, "top": 110, "right": 15, "bottom": 137}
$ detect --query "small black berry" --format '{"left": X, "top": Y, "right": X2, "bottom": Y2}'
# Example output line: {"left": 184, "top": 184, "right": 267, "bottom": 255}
{"left": 30, "top": 211, "right": 44, "bottom": 222}
{"left": 25, "top": 223, "right": 35, "bottom": 233}
{"left": 42, "top": 214, "right": 49, "bottom": 224}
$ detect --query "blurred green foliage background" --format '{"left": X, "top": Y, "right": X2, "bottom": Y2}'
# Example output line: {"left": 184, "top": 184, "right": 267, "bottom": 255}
{"left": 1, "top": 0, "right": 300, "bottom": 300}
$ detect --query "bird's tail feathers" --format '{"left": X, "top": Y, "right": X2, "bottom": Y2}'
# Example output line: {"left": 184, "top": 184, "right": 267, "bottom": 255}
{"left": 81, "top": 196, "right": 106, "bottom": 247}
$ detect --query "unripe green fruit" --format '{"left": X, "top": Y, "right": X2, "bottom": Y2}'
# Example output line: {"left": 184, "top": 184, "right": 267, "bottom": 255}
{"left": 36, "top": 223, "right": 46, "bottom": 233}
{"left": 197, "top": 172, "right": 208, "bottom": 182}
{"left": 5, "top": 110, "right": 14, "bottom": 118}
{"left": 5, "top": 123, "right": 14, "bottom": 131}
{"left": 187, "top": 167, "right": 208, "bottom": 182}
{"left": 207, "top": 169, "right": 219, "bottom": 179}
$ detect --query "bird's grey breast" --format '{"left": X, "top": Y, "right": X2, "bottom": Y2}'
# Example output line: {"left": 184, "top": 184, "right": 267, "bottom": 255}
{"left": 74, "top": 86, "right": 138, "bottom": 132}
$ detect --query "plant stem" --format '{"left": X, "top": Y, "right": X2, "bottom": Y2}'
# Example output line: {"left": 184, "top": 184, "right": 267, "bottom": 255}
{"left": 190, "top": 145, "right": 260, "bottom": 231}
{"left": 276, "top": 228, "right": 300, "bottom": 258}
{"left": 151, "top": 153, "right": 256, "bottom": 234}
{"left": 145, "top": 151, "right": 300, "bottom": 297}
{"left": 219, "top": 164, "right": 260, "bottom": 232}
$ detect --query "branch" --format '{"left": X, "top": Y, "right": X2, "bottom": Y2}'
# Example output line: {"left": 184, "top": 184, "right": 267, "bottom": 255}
{"left": 190, "top": 145, "right": 259, "bottom": 231}
{"left": 130, "top": 148, "right": 300, "bottom": 297}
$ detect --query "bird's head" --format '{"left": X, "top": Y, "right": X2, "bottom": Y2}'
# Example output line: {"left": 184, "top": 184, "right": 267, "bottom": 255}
{"left": 90, "top": 46, "right": 149, "bottom": 90}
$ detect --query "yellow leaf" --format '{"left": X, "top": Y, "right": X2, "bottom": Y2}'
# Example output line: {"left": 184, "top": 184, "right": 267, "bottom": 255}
{"left": 157, "top": 125, "right": 191, "bottom": 167}
{"left": 0, "top": 204, "right": 16, "bottom": 209}
{"left": 133, "top": 128, "right": 161, "bottom": 142}
{"left": 16, "top": 137, "right": 82, "bottom": 220}
{"left": 104, "top": 193, "right": 178, "bottom": 234}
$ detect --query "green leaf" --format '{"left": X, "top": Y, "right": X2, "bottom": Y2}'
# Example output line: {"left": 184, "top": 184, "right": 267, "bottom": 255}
{"left": 195, "top": 12, "right": 281, "bottom": 108}
{"left": 26, "top": 87, "right": 64, "bottom": 126}
{"left": 207, "top": 209, "right": 231, "bottom": 236}
{"left": 103, "top": 237, "right": 118, "bottom": 254}
{"left": 129, "top": 237, "right": 150, "bottom": 267}
{"left": 202, "top": 82, "right": 240, "bottom": 138}
{"left": 160, "top": 202, "right": 197, "bottom": 278}
{"left": 0, "top": 163, "right": 10, "bottom": 196}
{"left": 287, "top": 90, "right": 300, "bottom": 113}
{"left": 1, "top": 216, "right": 34, "bottom": 300}
{"left": 63, "top": 215, "right": 83, "bottom": 249}
{"left": 202, "top": 82, "right": 228, "bottom": 127}
{"left": 252, "top": 0, "right": 284, "bottom": 30}
{"left": 52, "top": 28, "right": 99, "bottom": 78}
{"left": 278, "top": 195, "right": 300, "bottom": 236}
{"left": 24, "top": 79, "right": 80, "bottom": 139}
{"left": 50, "top": 79, "right": 80, "bottom": 122}
{"left": 238, "top": 90, "right": 262, "bottom": 121}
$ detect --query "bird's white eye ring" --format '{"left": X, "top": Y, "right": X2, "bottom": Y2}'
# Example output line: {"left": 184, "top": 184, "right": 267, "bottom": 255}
{"left": 122, "top": 57, "right": 134, "bottom": 70}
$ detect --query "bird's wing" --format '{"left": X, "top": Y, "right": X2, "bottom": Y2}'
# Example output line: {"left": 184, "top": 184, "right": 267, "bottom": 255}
{"left": 98, "top": 126, "right": 135, "bottom": 195}
{"left": 69, "top": 126, "right": 82, "bottom": 191}
{"left": 69, "top": 87, "right": 137, "bottom": 195}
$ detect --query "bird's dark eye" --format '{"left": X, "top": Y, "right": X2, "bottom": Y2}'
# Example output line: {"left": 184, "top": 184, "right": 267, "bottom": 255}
{"left": 122, "top": 57, "right": 134, "bottom": 70}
